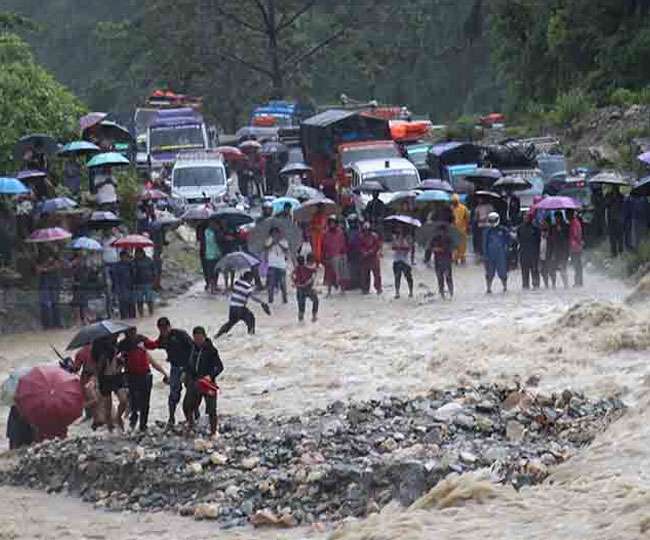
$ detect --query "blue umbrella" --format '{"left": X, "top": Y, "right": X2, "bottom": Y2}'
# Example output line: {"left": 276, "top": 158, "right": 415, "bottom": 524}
{"left": 69, "top": 236, "right": 102, "bottom": 251}
{"left": 87, "top": 152, "right": 130, "bottom": 168}
{"left": 59, "top": 141, "right": 100, "bottom": 156}
{"left": 39, "top": 197, "right": 77, "bottom": 214}
{"left": 415, "top": 190, "right": 452, "bottom": 203}
{"left": 0, "top": 177, "right": 30, "bottom": 195}
{"left": 272, "top": 197, "right": 300, "bottom": 215}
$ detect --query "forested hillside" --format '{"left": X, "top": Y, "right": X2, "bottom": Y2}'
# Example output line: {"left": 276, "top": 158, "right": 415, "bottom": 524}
{"left": 4, "top": 0, "right": 650, "bottom": 129}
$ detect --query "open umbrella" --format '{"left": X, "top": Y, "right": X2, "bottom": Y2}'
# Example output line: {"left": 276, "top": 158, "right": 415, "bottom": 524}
{"left": 151, "top": 211, "right": 181, "bottom": 231}
{"left": 464, "top": 168, "right": 502, "bottom": 181}
{"left": 59, "top": 141, "right": 101, "bottom": 157}
{"left": 13, "top": 134, "right": 58, "bottom": 161}
{"left": 15, "top": 366, "right": 84, "bottom": 436}
{"left": 67, "top": 320, "right": 133, "bottom": 350}
{"left": 84, "top": 121, "right": 134, "bottom": 144}
{"left": 261, "top": 141, "right": 289, "bottom": 157}
{"left": 416, "top": 190, "right": 452, "bottom": 204}
{"left": 474, "top": 190, "right": 504, "bottom": 201}
{"left": 211, "top": 207, "right": 254, "bottom": 228}
{"left": 247, "top": 217, "right": 302, "bottom": 255}
{"left": 388, "top": 190, "right": 419, "bottom": 209}
{"left": 181, "top": 205, "right": 214, "bottom": 222}
{"left": 280, "top": 162, "right": 313, "bottom": 176}
{"left": 358, "top": 180, "right": 386, "bottom": 193}
{"left": 79, "top": 112, "right": 108, "bottom": 132}
{"left": 140, "top": 188, "right": 168, "bottom": 201}
{"left": 416, "top": 221, "right": 461, "bottom": 248}
{"left": 638, "top": 152, "right": 650, "bottom": 166}
{"left": 419, "top": 179, "right": 453, "bottom": 192}
{"left": 384, "top": 215, "right": 422, "bottom": 228}
{"left": 69, "top": 236, "right": 103, "bottom": 251}
{"left": 272, "top": 197, "right": 300, "bottom": 215}
{"left": 87, "top": 152, "right": 130, "bottom": 168}
{"left": 534, "top": 196, "right": 581, "bottom": 210}
{"left": 216, "top": 251, "right": 260, "bottom": 272}
{"left": 0, "top": 177, "right": 29, "bottom": 195}
{"left": 87, "top": 210, "right": 121, "bottom": 229}
{"left": 493, "top": 175, "right": 533, "bottom": 192}
{"left": 1, "top": 367, "right": 31, "bottom": 406}
{"left": 294, "top": 198, "right": 337, "bottom": 223}
{"left": 631, "top": 176, "right": 650, "bottom": 197}
{"left": 286, "top": 184, "right": 323, "bottom": 201}
{"left": 112, "top": 234, "right": 154, "bottom": 249}
{"left": 39, "top": 197, "right": 77, "bottom": 214}
{"left": 17, "top": 170, "right": 47, "bottom": 182}
{"left": 215, "top": 146, "right": 246, "bottom": 162}
{"left": 26, "top": 227, "right": 72, "bottom": 243}
{"left": 588, "top": 170, "right": 630, "bottom": 187}
{"left": 239, "top": 140, "right": 262, "bottom": 153}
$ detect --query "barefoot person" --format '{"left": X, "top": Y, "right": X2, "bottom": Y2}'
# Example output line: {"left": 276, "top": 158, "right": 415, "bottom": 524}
{"left": 292, "top": 254, "right": 319, "bottom": 322}
{"left": 183, "top": 326, "right": 223, "bottom": 437}
{"left": 92, "top": 335, "right": 128, "bottom": 432}
{"left": 391, "top": 225, "right": 414, "bottom": 299}
{"left": 214, "top": 271, "right": 270, "bottom": 338}
{"left": 483, "top": 212, "right": 511, "bottom": 294}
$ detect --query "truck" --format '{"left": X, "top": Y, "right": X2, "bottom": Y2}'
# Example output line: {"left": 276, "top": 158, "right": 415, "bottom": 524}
{"left": 250, "top": 100, "right": 315, "bottom": 128}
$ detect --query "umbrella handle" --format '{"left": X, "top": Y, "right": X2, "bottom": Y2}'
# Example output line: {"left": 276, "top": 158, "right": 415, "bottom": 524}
{"left": 50, "top": 345, "right": 66, "bottom": 362}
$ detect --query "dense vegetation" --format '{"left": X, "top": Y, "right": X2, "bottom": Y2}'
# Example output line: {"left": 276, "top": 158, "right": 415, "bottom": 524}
{"left": 2, "top": 0, "right": 650, "bottom": 129}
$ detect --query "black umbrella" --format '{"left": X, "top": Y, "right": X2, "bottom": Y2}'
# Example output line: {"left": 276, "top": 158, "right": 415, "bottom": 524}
{"left": 416, "top": 221, "right": 461, "bottom": 249}
{"left": 247, "top": 217, "right": 302, "bottom": 255}
{"left": 588, "top": 171, "right": 630, "bottom": 187}
{"left": 464, "top": 168, "right": 502, "bottom": 189}
{"left": 210, "top": 207, "right": 254, "bottom": 228}
{"left": 67, "top": 320, "right": 133, "bottom": 350}
{"left": 358, "top": 180, "right": 386, "bottom": 193}
{"left": 13, "top": 134, "right": 58, "bottom": 161}
{"left": 83, "top": 121, "right": 134, "bottom": 144}
{"left": 87, "top": 210, "right": 122, "bottom": 229}
{"left": 261, "top": 141, "right": 289, "bottom": 157}
{"left": 631, "top": 176, "right": 650, "bottom": 197}
{"left": 493, "top": 175, "right": 533, "bottom": 192}
{"left": 216, "top": 252, "right": 260, "bottom": 272}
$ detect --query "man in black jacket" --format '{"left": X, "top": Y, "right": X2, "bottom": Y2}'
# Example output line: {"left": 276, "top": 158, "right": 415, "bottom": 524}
{"left": 144, "top": 317, "right": 194, "bottom": 428}
{"left": 133, "top": 247, "right": 156, "bottom": 317}
{"left": 183, "top": 326, "right": 224, "bottom": 436}
{"left": 517, "top": 212, "right": 541, "bottom": 289}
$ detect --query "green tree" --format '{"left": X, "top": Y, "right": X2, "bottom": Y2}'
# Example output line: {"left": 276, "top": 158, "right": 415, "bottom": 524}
{"left": 0, "top": 32, "right": 86, "bottom": 170}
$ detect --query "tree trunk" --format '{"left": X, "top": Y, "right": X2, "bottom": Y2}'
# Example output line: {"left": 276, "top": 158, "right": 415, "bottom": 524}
{"left": 266, "top": 0, "right": 284, "bottom": 98}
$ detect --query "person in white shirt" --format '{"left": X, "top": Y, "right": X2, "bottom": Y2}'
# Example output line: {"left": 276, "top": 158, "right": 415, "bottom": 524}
{"left": 102, "top": 227, "right": 121, "bottom": 316}
{"left": 264, "top": 227, "right": 289, "bottom": 304}
{"left": 95, "top": 170, "right": 118, "bottom": 211}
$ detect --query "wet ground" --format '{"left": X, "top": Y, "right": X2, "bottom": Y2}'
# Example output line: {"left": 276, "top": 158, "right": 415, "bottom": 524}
{"left": 0, "top": 255, "right": 648, "bottom": 539}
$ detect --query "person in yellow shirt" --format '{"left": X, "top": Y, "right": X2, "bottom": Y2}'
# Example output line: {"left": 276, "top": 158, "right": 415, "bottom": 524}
{"left": 451, "top": 194, "right": 470, "bottom": 264}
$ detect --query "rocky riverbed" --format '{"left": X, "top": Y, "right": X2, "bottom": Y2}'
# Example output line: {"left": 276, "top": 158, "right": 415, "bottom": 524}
{"left": 0, "top": 383, "right": 625, "bottom": 529}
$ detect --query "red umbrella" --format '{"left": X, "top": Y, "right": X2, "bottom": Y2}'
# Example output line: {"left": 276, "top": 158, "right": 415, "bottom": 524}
{"left": 26, "top": 227, "right": 72, "bottom": 243}
{"left": 215, "top": 146, "right": 246, "bottom": 162}
{"left": 140, "top": 188, "right": 168, "bottom": 201}
{"left": 534, "top": 196, "right": 581, "bottom": 211}
{"left": 15, "top": 365, "right": 83, "bottom": 437}
{"left": 112, "top": 234, "right": 154, "bottom": 249}
{"left": 239, "top": 140, "right": 262, "bottom": 154}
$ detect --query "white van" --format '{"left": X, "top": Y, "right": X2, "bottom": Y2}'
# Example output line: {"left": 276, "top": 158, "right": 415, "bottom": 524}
{"left": 350, "top": 158, "right": 421, "bottom": 204}
{"left": 171, "top": 152, "right": 231, "bottom": 206}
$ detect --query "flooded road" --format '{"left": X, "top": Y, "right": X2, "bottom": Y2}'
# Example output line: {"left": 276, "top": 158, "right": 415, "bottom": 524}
{"left": 1, "top": 259, "right": 648, "bottom": 539}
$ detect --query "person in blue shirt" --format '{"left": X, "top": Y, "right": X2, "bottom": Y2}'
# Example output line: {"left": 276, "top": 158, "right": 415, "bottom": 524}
{"left": 483, "top": 212, "right": 512, "bottom": 294}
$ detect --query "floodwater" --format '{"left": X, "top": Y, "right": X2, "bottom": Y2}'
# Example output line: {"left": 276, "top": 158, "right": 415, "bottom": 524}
{"left": 1, "top": 256, "right": 649, "bottom": 540}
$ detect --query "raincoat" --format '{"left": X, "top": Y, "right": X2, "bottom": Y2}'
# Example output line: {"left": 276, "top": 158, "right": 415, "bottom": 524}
{"left": 451, "top": 196, "right": 470, "bottom": 263}
{"left": 483, "top": 225, "right": 510, "bottom": 281}
{"left": 310, "top": 212, "right": 328, "bottom": 264}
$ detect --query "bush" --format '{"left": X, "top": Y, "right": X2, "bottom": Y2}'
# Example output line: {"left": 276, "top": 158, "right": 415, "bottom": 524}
{"left": 624, "top": 240, "right": 650, "bottom": 278}
{"left": 552, "top": 90, "right": 594, "bottom": 125}
{"left": 115, "top": 167, "right": 140, "bottom": 230}
{"left": 608, "top": 88, "right": 638, "bottom": 107}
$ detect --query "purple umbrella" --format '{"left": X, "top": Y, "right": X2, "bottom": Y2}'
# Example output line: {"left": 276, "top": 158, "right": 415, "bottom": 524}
{"left": 26, "top": 227, "right": 72, "bottom": 244}
{"left": 534, "top": 196, "right": 581, "bottom": 211}
{"left": 17, "top": 170, "right": 47, "bottom": 181}
{"left": 384, "top": 215, "right": 422, "bottom": 228}
{"left": 79, "top": 112, "right": 108, "bottom": 132}
{"left": 638, "top": 152, "right": 650, "bottom": 166}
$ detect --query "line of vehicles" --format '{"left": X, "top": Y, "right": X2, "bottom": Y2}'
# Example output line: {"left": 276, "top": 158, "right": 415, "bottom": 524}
{"left": 127, "top": 90, "right": 595, "bottom": 222}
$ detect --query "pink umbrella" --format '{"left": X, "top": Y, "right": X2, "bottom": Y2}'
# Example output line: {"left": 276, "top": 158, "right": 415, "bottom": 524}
{"left": 140, "top": 188, "right": 168, "bottom": 201}
{"left": 26, "top": 227, "right": 72, "bottom": 243}
{"left": 112, "top": 234, "right": 154, "bottom": 249}
{"left": 534, "top": 196, "right": 581, "bottom": 210}
{"left": 80, "top": 112, "right": 108, "bottom": 132}
{"left": 638, "top": 152, "right": 650, "bottom": 165}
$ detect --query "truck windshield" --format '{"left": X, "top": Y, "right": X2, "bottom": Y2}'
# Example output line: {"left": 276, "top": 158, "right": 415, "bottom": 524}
{"left": 173, "top": 166, "right": 225, "bottom": 188}
{"left": 365, "top": 171, "right": 419, "bottom": 192}
{"left": 150, "top": 125, "right": 204, "bottom": 152}
{"left": 341, "top": 146, "right": 400, "bottom": 167}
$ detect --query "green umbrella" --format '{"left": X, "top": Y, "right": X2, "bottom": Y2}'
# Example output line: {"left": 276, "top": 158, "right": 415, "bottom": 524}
{"left": 87, "top": 152, "right": 130, "bottom": 168}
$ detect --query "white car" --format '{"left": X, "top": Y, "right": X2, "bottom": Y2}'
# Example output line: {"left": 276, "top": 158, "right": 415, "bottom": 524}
{"left": 350, "top": 158, "right": 421, "bottom": 205}
{"left": 171, "top": 152, "right": 232, "bottom": 206}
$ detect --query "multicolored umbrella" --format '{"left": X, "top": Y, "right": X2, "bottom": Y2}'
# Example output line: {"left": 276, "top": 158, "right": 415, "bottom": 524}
{"left": 0, "top": 177, "right": 30, "bottom": 195}
{"left": 87, "top": 152, "right": 130, "bottom": 168}
{"left": 415, "top": 190, "right": 452, "bottom": 204}
{"left": 39, "top": 197, "right": 77, "bottom": 214}
{"left": 216, "top": 251, "right": 260, "bottom": 272}
{"left": 15, "top": 365, "right": 84, "bottom": 436}
{"left": 272, "top": 197, "right": 300, "bottom": 215}
{"left": 79, "top": 112, "right": 108, "bottom": 132}
{"left": 59, "top": 140, "right": 101, "bottom": 157}
{"left": 534, "top": 196, "right": 581, "bottom": 210}
{"left": 67, "top": 320, "right": 133, "bottom": 350}
{"left": 69, "top": 236, "right": 102, "bottom": 251}
{"left": 384, "top": 215, "right": 422, "bottom": 228}
{"left": 140, "top": 188, "right": 168, "bottom": 201}
{"left": 17, "top": 170, "right": 47, "bottom": 182}
{"left": 26, "top": 227, "right": 72, "bottom": 243}
{"left": 419, "top": 179, "right": 453, "bottom": 192}
{"left": 112, "top": 234, "right": 154, "bottom": 249}
{"left": 294, "top": 198, "right": 337, "bottom": 223}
